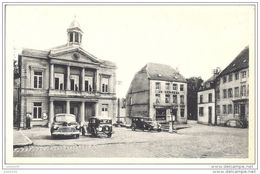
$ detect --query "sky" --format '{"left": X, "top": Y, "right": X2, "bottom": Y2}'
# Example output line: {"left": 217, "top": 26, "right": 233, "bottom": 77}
{"left": 6, "top": 4, "right": 254, "bottom": 97}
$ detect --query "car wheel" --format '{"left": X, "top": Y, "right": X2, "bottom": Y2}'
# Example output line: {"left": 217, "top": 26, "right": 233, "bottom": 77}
{"left": 131, "top": 125, "right": 136, "bottom": 131}
{"left": 75, "top": 134, "right": 80, "bottom": 139}
{"left": 147, "top": 126, "right": 152, "bottom": 131}
{"left": 157, "top": 129, "right": 162, "bottom": 132}
{"left": 107, "top": 133, "right": 112, "bottom": 138}
{"left": 51, "top": 134, "right": 56, "bottom": 139}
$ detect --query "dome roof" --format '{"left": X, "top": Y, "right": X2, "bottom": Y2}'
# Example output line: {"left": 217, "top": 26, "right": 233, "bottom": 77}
{"left": 68, "top": 18, "right": 83, "bottom": 33}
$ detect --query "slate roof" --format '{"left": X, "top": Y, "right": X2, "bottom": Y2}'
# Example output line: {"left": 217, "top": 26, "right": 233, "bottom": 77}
{"left": 141, "top": 63, "right": 186, "bottom": 82}
{"left": 219, "top": 47, "right": 249, "bottom": 77}
{"left": 22, "top": 49, "right": 50, "bottom": 58}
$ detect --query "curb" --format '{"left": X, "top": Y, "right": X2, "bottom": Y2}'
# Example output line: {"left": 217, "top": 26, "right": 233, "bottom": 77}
{"left": 13, "top": 131, "right": 33, "bottom": 148}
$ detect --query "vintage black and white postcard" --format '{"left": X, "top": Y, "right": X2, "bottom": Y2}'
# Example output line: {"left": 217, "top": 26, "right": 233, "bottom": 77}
{"left": 1, "top": 1, "right": 258, "bottom": 173}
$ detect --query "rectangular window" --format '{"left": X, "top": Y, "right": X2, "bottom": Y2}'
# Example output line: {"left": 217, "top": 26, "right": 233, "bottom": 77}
{"left": 199, "top": 107, "right": 204, "bottom": 116}
{"left": 155, "top": 94, "right": 160, "bottom": 104}
{"left": 234, "top": 104, "right": 239, "bottom": 114}
{"left": 200, "top": 95, "right": 203, "bottom": 103}
{"left": 33, "top": 71, "right": 43, "bottom": 89}
{"left": 75, "top": 32, "right": 79, "bottom": 42}
{"left": 156, "top": 82, "right": 161, "bottom": 90}
{"left": 70, "top": 79, "right": 75, "bottom": 91}
{"left": 101, "top": 104, "right": 109, "bottom": 117}
{"left": 228, "top": 74, "right": 233, "bottom": 82}
{"left": 165, "top": 83, "right": 170, "bottom": 90}
{"left": 235, "top": 72, "right": 239, "bottom": 80}
{"left": 241, "top": 85, "right": 246, "bottom": 96}
{"left": 55, "top": 78, "right": 59, "bottom": 90}
{"left": 181, "top": 108, "right": 185, "bottom": 117}
{"left": 85, "top": 76, "right": 93, "bottom": 92}
{"left": 165, "top": 94, "right": 170, "bottom": 103}
{"left": 180, "top": 95, "right": 184, "bottom": 104}
{"left": 235, "top": 87, "right": 239, "bottom": 97}
{"left": 172, "top": 84, "right": 177, "bottom": 90}
{"left": 223, "top": 89, "right": 227, "bottom": 99}
{"left": 33, "top": 102, "right": 42, "bottom": 119}
{"left": 228, "top": 88, "right": 233, "bottom": 98}
{"left": 70, "top": 75, "right": 79, "bottom": 91}
{"left": 54, "top": 73, "right": 64, "bottom": 90}
{"left": 228, "top": 104, "right": 232, "bottom": 114}
{"left": 172, "top": 95, "right": 177, "bottom": 104}
{"left": 223, "top": 105, "right": 227, "bottom": 114}
{"left": 241, "top": 71, "right": 247, "bottom": 78}
{"left": 85, "top": 80, "right": 89, "bottom": 91}
{"left": 101, "top": 77, "right": 109, "bottom": 93}
{"left": 223, "top": 76, "right": 227, "bottom": 83}
{"left": 70, "top": 33, "right": 73, "bottom": 42}
{"left": 180, "top": 84, "right": 184, "bottom": 91}
{"left": 208, "top": 93, "right": 212, "bottom": 103}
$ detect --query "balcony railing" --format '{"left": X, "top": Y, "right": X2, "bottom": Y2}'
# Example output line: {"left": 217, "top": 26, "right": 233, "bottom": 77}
{"left": 49, "top": 89, "right": 97, "bottom": 97}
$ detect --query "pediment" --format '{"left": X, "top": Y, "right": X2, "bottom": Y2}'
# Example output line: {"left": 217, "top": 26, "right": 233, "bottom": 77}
{"left": 49, "top": 47, "right": 100, "bottom": 64}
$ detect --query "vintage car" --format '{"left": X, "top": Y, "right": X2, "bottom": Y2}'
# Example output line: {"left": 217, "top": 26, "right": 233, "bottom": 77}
{"left": 131, "top": 116, "right": 161, "bottom": 132}
{"left": 82, "top": 117, "right": 113, "bottom": 138}
{"left": 50, "top": 113, "right": 81, "bottom": 139}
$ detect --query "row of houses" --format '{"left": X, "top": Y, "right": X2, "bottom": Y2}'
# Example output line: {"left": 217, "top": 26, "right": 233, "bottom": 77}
{"left": 14, "top": 18, "right": 249, "bottom": 128}
{"left": 197, "top": 47, "right": 249, "bottom": 126}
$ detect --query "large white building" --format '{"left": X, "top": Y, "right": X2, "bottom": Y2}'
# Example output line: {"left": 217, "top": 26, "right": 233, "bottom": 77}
{"left": 215, "top": 47, "right": 249, "bottom": 126}
{"left": 17, "top": 19, "right": 117, "bottom": 128}
{"left": 126, "top": 63, "right": 187, "bottom": 123}
{"left": 197, "top": 70, "right": 220, "bottom": 125}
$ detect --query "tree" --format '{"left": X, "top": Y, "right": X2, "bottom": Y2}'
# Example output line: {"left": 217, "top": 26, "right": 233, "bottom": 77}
{"left": 186, "top": 77, "right": 204, "bottom": 120}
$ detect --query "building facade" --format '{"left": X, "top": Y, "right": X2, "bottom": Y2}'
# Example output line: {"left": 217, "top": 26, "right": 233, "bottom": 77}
{"left": 215, "top": 47, "right": 249, "bottom": 125}
{"left": 197, "top": 70, "right": 220, "bottom": 125}
{"left": 18, "top": 19, "right": 117, "bottom": 128}
{"left": 126, "top": 63, "right": 187, "bottom": 123}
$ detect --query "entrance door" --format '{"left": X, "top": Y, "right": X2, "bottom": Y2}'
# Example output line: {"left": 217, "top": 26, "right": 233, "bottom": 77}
{"left": 70, "top": 106, "right": 79, "bottom": 122}
{"left": 208, "top": 106, "right": 212, "bottom": 124}
{"left": 101, "top": 104, "right": 108, "bottom": 117}
{"left": 171, "top": 109, "right": 177, "bottom": 121}
{"left": 156, "top": 108, "right": 166, "bottom": 121}
{"left": 240, "top": 104, "right": 246, "bottom": 120}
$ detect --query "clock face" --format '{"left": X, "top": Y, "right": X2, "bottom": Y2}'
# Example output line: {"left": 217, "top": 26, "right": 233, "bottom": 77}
{"left": 72, "top": 52, "right": 80, "bottom": 60}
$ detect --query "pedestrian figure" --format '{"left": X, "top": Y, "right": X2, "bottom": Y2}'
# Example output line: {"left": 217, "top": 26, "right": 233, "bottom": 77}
{"left": 26, "top": 112, "right": 32, "bottom": 129}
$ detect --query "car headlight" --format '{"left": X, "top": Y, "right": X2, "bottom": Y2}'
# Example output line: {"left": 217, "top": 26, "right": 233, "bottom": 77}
{"left": 53, "top": 125, "right": 59, "bottom": 130}
{"left": 97, "top": 127, "right": 102, "bottom": 131}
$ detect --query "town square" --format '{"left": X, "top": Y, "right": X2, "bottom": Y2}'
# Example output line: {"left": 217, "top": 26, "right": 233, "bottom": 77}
{"left": 3, "top": 3, "right": 256, "bottom": 173}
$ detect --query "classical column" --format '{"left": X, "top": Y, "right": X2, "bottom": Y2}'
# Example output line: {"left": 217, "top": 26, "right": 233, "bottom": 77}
{"left": 66, "top": 66, "right": 70, "bottom": 90}
{"left": 81, "top": 68, "right": 85, "bottom": 91}
{"left": 66, "top": 100, "right": 70, "bottom": 114}
{"left": 80, "top": 101, "right": 85, "bottom": 126}
{"left": 95, "top": 102, "right": 99, "bottom": 117}
{"left": 48, "top": 100, "right": 54, "bottom": 128}
{"left": 50, "top": 64, "right": 54, "bottom": 89}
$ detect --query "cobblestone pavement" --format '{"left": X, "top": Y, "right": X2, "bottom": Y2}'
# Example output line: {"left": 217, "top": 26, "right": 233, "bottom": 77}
{"left": 13, "top": 123, "right": 248, "bottom": 158}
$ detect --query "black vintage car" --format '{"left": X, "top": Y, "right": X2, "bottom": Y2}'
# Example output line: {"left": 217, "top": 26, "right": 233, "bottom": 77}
{"left": 131, "top": 116, "right": 161, "bottom": 132}
{"left": 50, "top": 114, "right": 81, "bottom": 139}
{"left": 82, "top": 117, "right": 113, "bottom": 138}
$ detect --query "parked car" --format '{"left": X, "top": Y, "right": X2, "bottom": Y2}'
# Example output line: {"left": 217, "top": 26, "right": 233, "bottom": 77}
{"left": 225, "top": 118, "right": 248, "bottom": 128}
{"left": 130, "top": 116, "right": 161, "bottom": 132}
{"left": 50, "top": 113, "right": 81, "bottom": 139}
{"left": 82, "top": 117, "right": 113, "bottom": 138}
